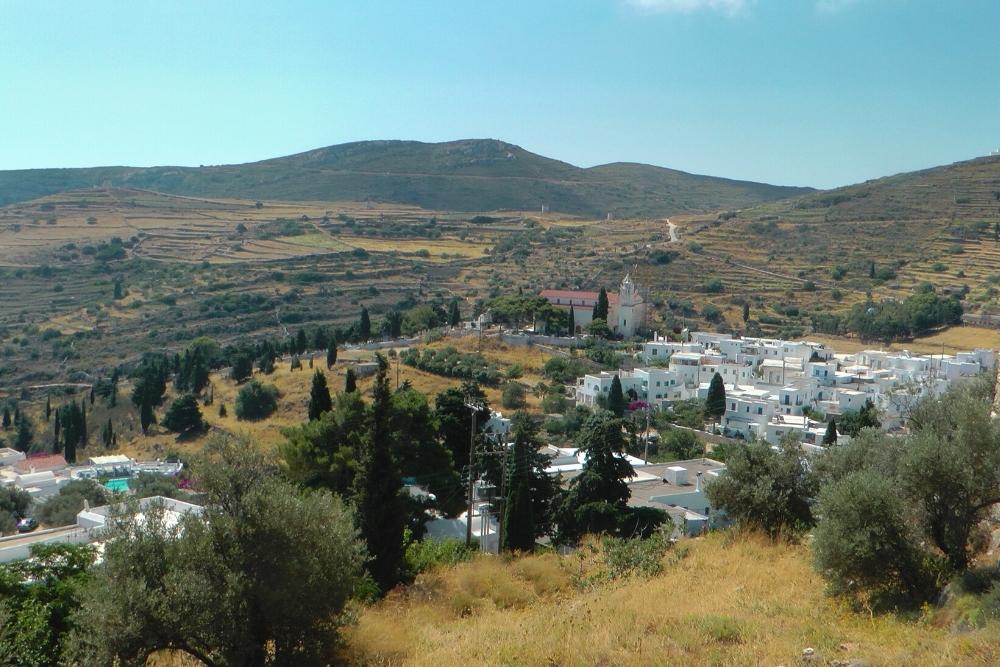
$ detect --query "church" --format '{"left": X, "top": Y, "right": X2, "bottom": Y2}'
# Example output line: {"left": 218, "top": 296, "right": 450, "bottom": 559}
{"left": 540, "top": 273, "right": 648, "bottom": 338}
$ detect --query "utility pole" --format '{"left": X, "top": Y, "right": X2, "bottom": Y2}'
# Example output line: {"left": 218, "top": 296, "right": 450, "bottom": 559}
{"left": 466, "top": 406, "right": 478, "bottom": 548}
{"left": 643, "top": 405, "right": 651, "bottom": 464}
{"left": 496, "top": 438, "right": 510, "bottom": 552}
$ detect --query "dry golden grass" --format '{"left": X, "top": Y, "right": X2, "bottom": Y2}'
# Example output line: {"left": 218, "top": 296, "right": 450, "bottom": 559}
{"left": 344, "top": 533, "right": 1000, "bottom": 667}
{"left": 116, "top": 338, "right": 547, "bottom": 458}
{"left": 802, "top": 326, "right": 1000, "bottom": 356}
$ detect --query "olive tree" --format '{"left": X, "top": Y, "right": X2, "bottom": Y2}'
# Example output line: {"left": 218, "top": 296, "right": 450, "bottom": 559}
{"left": 65, "top": 439, "right": 366, "bottom": 666}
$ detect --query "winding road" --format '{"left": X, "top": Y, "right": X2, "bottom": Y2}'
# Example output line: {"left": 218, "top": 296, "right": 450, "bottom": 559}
{"left": 666, "top": 218, "right": 679, "bottom": 243}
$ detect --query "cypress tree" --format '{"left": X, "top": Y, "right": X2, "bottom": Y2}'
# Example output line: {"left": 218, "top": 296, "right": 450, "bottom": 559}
{"left": 45, "top": 395, "right": 51, "bottom": 421}
{"left": 13, "top": 407, "right": 20, "bottom": 425}
{"left": 384, "top": 310, "right": 402, "bottom": 339}
{"left": 326, "top": 338, "right": 338, "bottom": 369}
{"left": 592, "top": 288, "right": 610, "bottom": 321}
{"left": 742, "top": 302, "right": 750, "bottom": 323}
{"left": 344, "top": 368, "right": 358, "bottom": 393}
{"left": 89, "top": 386, "right": 96, "bottom": 406}
{"left": 705, "top": 372, "right": 727, "bottom": 424}
{"left": 502, "top": 413, "right": 537, "bottom": 552}
{"left": 103, "top": 418, "right": 114, "bottom": 447}
{"left": 80, "top": 400, "right": 87, "bottom": 447}
{"left": 568, "top": 306, "right": 576, "bottom": 336}
{"left": 64, "top": 426, "right": 77, "bottom": 464}
{"left": 313, "top": 326, "right": 329, "bottom": 351}
{"left": 14, "top": 416, "right": 33, "bottom": 453}
{"left": 823, "top": 418, "right": 838, "bottom": 446}
{"left": 190, "top": 355, "right": 209, "bottom": 394}
{"left": 53, "top": 409, "right": 61, "bottom": 450}
{"left": 359, "top": 307, "right": 371, "bottom": 341}
{"left": 307, "top": 369, "right": 333, "bottom": 421}
{"left": 1, "top": 407, "right": 9, "bottom": 429}
{"left": 296, "top": 328, "right": 308, "bottom": 355}
{"left": 353, "top": 355, "right": 405, "bottom": 592}
{"left": 140, "top": 402, "right": 155, "bottom": 435}
{"left": 607, "top": 375, "right": 626, "bottom": 417}
{"left": 449, "top": 299, "right": 461, "bottom": 327}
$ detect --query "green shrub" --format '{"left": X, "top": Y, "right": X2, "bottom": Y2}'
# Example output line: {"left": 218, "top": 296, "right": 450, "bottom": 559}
{"left": 697, "top": 615, "right": 744, "bottom": 644}
{"left": 601, "top": 531, "right": 679, "bottom": 580}
{"left": 404, "top": 536, "right": 475, "bottom": 577}
{"left": 501, "top": 383, "right": 527, "bottom": 410}
{"left": 235, "top": 380, "right": 279, "bottom": 420}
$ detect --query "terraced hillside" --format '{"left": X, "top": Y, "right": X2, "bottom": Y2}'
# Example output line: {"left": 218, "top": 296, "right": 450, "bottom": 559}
{"left": 0, "top": 139, "right": 812, "bottom": 217}
{"left": 3, "top": 151, "right": 1000, "bottom": 390}
{"left": 600, "top": 155, "right": 1000, "bottom": 337}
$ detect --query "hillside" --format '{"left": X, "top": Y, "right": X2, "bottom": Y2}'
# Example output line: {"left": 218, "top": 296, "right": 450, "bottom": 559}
{"left": 742, "top": 154, "right": 1000, "bottom": 222}
{"left": 0, "top": 139, "right": 812, "bottom": 217}
{"left": 343, "top": 532, "right": 1000, "bottom": 666}
{"left": 651, "top": 154, "right": 1000, "bottom": 336}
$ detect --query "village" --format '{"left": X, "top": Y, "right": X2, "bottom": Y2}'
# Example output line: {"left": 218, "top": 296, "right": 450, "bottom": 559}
{"left": 2, "top": 271, "right": 996, "bottom": 562}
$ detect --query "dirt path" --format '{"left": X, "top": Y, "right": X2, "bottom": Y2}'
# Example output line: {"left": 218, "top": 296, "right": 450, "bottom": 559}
{"left": 666, "top": 219, "right": 679, "bottom": 243}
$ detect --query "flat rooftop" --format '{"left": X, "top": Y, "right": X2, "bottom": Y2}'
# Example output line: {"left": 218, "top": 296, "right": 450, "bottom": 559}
{"left": 626, "top": 459, "right": 726, "bottom": 507}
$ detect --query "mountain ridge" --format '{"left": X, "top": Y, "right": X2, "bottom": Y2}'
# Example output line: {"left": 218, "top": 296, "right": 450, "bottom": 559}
{"left": 0, "top": 139, "right": 813, "bottom": 217}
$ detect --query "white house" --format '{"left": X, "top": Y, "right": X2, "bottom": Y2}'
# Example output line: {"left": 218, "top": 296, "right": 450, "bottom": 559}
{"left": 0, "top": 448, "right": 25, "bottom": 468}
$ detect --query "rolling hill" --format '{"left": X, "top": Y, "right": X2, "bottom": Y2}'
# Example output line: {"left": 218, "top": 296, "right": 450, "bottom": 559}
{"left": 0, "top": 139, "right": 813, "bottom": 217}
{"left": 737, "top": 153, "right": 1000, "bottom": 223}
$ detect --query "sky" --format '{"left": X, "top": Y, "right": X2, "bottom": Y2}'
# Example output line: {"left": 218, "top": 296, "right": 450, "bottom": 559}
{"left": 1, "top": 0, "right": 998, "bottom": 189}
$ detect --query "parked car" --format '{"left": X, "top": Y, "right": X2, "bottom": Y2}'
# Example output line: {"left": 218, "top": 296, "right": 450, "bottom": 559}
{"left": 16, "top": 517, "right": 38, "bottom": 533}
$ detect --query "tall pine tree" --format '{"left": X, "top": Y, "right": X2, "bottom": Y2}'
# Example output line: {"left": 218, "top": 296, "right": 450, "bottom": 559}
{"left": 568, "top": 306, "right": 576, "bottom": 336}
{"left": 556, "top": 412, "right": 636, "bottom": 543}
{"left": 307, "top": 369, "right": 333, "bottom": 421}
{"left": 353, "top": 355, "right": 405, "bottom": 592}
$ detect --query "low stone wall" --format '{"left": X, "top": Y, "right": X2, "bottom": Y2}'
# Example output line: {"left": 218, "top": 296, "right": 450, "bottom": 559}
{"left": 500, "top": 333, "right": 586, "bottom": 349}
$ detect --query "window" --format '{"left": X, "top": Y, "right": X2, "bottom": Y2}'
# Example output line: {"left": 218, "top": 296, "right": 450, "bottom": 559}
{"left": 730, "top": 402, "right": 736, "bottom": 410}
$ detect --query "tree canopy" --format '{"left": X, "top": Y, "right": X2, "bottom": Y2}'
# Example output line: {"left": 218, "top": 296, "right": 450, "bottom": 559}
{"left": 64, "top": 439, "right": 366, "bottom": 666}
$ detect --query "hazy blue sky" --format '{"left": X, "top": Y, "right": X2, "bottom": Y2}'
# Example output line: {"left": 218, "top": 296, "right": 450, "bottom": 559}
{"left": 2, "top": 0, "right": 998, "bottom": 188}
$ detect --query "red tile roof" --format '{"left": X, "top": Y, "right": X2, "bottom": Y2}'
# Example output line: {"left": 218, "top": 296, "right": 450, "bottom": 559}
{"left": 540, "top": 289, "right": 619, "bottom": 304}
{"left": 14, "top": 454, "right": 68, "bottom": 473}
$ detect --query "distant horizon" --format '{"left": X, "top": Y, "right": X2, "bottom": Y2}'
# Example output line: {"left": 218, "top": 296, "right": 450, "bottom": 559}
{"left": 2, "top": 1, "right": 999, "bottom": 188}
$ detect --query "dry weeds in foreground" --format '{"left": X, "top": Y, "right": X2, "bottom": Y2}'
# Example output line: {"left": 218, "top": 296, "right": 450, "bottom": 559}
{"left": 344, "top": 532, "right": 1000, "bottom": 666}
